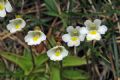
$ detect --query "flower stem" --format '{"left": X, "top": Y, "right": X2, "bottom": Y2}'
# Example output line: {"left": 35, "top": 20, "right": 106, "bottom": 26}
{"left": 30, "top": 46, "right": 35, "bottom": 68}
{"left": 74, "top": 46, "right": 77, "bottom": 56}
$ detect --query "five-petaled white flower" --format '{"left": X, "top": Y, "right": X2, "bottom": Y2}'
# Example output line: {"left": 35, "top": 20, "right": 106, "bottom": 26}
{"left": 62, "top": 26, "right": 85, "bottom": 47}
{"left": 24, "top": 30, "right": 46, "bottom": 45}
{"left": 6, "top": 18, "right": 26, "bottom": 33}
{"left": 47, "top": 46, "right": 68, "bottom": 61}
{"left": 80, "top": 19, "right": 108, "bottom": 41}
{"left": 0, "top": 0, "right": 12, "bottom": 17}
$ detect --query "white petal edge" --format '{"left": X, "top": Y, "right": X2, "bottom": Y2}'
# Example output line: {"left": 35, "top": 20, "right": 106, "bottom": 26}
{"left": 40, "top": 32, "right": 46, "bottom": 41}
{"left": 94, "top": 19, "right": 101, "bottom": 26}
{"left": 79, "top": 35, "right": 86, "bottom": 41}
{"left": 86, "top": 33, "right": 101, "bottom": 41}
{"left": 6, "top": 23, "right": 12, "bottom": 31}
{"left": 67, "top": 41, "right": 74, "bottom": 47}
{"left": 76, "top": 26, "right": 80, "bottom": 30}
{"left": 6, "top": 23, "right": 17, "bottom": 33}
{"left": 0, "top": 9, "right": 6, "bottom": 17}
{"left": 66, "top": 26, "right": 74, "bottom": 33}
{"left": 5, "top": 0, "right": 12, "bottom": 12}
{"left": 62, "top": 34, "right": 70, "bottom": 42}
{"left": 9, "top": 28, "right": 17, "bottom": 33}
{"left": 84, "top": 20, "right": 92, "bottom": 28}
{"left": 74, "top": 40, "right": 80, "bottom": 46}
{"left": 20, "top": 18, "right": 26, "bottom": 28}
{"left": 98, "top": 25, "right": 108, "bottom": 34}
{"left": 24, "top": 33, "right": 33, "bottom": 42}
{"left": 47, "top": 49, "right": 55, "bottom": 58}
{"left": 61, "top": 46, "right": 68, "bottom": 57}
{"left": 50, "top": 55, "right": 63, "bottom": 61}
{"left": 80, "top": 27, "right": 88, "bottom": 34}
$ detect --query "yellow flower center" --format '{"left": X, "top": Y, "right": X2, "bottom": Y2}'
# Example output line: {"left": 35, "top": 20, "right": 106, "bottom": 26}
{"left": 0, "top": 3, "right": 4, "bottom": 10}
{"left": 71, "top": 36, "right": 78, "bottom": 41}
{"left": 33, "top": 35, "right": 40, "bottom": 42}
{"left": 55, "top": 50, "right": 61, "bottom": 56}
{"left": 89, "top": 30, "right": 97, "bottom": 35}
{"left": 15, "top": 24, "right": 21, "bottom": 29}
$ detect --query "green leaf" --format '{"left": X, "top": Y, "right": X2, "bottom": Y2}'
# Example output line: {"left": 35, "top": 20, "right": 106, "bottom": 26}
{"left": 44, "top": 11, "right": 60, "bottom": 17}
{"left": 44, "top": 0, "right": 58, "bottom": 13}
{"left": 112, "top": 34, "right": 119, "bottom": 76}
{"left": 23, "top": 49, "right": 32, "bottom": 60}
{"left": 32, "top": 65, "right": 46, "bottom": 73}
{"left": 34, "top": 53, "right": 48, "bottom": 68}
{"left": 50, "top": 62, "right": 61, "bottom": 80}
{"left": 63, "top": 69, "right": 90, "bottom": 80}
{"left": 33, "top": 53, "right": 48, "bottom": 74}
{"left": 0, "top": 51, "right": 33, "bottom": 75}
{"left": 63, "top": 56, "right": 87, "bottom": 67}
{"left": 0, "top": 61, "right": 5, "bottom": 73}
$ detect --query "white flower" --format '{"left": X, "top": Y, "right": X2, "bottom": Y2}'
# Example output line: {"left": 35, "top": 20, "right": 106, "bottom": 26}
{"left": 62, "top": 26, "right": 85, "bottom": 47}
{"left": 24, "top": 30, "right": 46, "bottom": 45}
{"left": 47, "top": 46, "right": 68, "bottom": 61}
{"left": 7, "top": 18, "right": 26, "bottom": 33}
{"left": 80, "top": 19, "right": 108, "bottom": 41}
{"left": 0, "top": 0, "right": 12, "bottom": 17}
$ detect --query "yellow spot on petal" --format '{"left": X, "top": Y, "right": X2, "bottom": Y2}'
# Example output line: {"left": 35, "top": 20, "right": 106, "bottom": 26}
{"left": 15, "top": 24, "right": 21, "bottom": 29}
{"left": 89, "top": 30, "right": 97, "bottom": 35}
{"left": 55, "top": 50, "right": 61, "bottom": 56}
{"left": 71, "top": 36, "right": 78, "bottom": 41}
{"left": 33, "top": 35, "right": 40, "bottom": 42}
{"left": 0, "top": 3, "right": 4, "bottom": 10}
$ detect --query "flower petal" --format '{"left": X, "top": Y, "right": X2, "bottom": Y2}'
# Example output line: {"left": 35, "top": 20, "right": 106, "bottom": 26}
{"left": 14, "top": 18, "right": 26, "bottom": 28}
{"left": 19, "top": 18, "right": 26, "bottom": 28}
{"left": 80, "top": 27, "right": 88, "bottom": 34}
{"left": 79, "top": 35, "right": 86, "bottom": 41}
{"left": 66, "top": 26, "right": 74, "bottom": 33}
{"left": 32, "top": 40, "right": 42, "bottom": 45}
{"left": 86, "top": 33, "right": 101, "bottom": 41}
{"left": 6, "top": 23, "right": 12, "bottom": 31}
{"left": 76, "top": 26, "right": 80, "bottom": 30}
{"left": 24, "top": 32, "right": 33, "bottom": 42}
{"left": 6, "top": 23, "right": 17, "bottom": 33}
{"left": 74, "top": 40, "right": 80, "bottom": 46}
{"left": 67, "top": 41, "right": 74, "bottom": 47}
{"left": 84, "top": 20, "right": 92, "bottom": 28}
{"left": 40, "top": 32, "right": 46, "bottom": 41}
{"left": 47, "top": 49, "right": 55, "bottom": 58}
{"left": 50, "top": 55, "right": 63, "bottom": 61}
{"left": 47, "top": 46, "right": 64, "bottom": 61}
{"left": 0, "top": 9, "right": 6, "bottom": 17}
{"left": 28, "top": 41, "right": 35, "bottom": 45}
{"left": 62, "top": 34, "right": 70, "bottom": 42}
{"left": 47, "top": 46, "right": 68, "bottom": 61}
{"left": 24, "top": 31, "right": 46, "bottom": 45}
{"left": 5, "top": 0, "right": 12, "bottom": 12}
{"left": 68, "top": 40, "right": 80, "bottom": 47}
{"left": 61, "top": 47, "right": 68, "bottom": 57}
{"left": 98, "top": 25, "right": 108, "bottom": 34}
{"left": 94, "top": 19, "right": 101, "bottom": 26}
